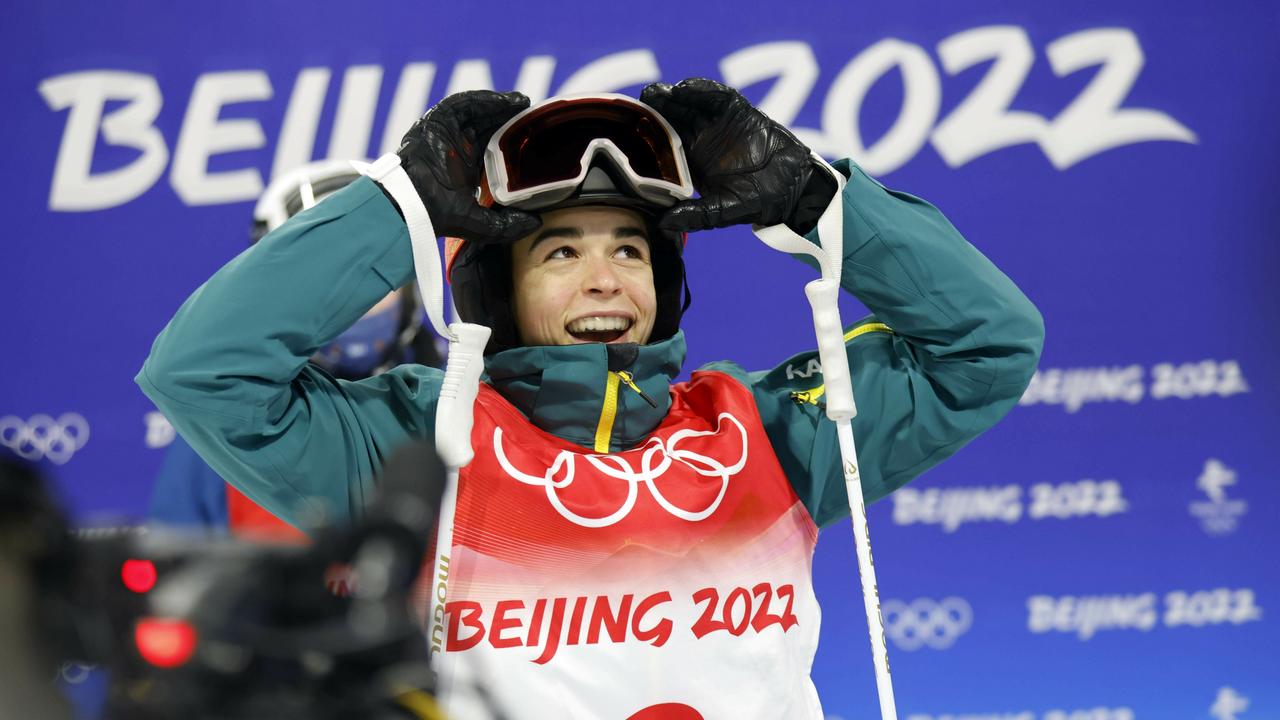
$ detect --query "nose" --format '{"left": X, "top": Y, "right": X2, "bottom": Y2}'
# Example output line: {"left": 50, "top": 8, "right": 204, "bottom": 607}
{"left": 582, "top": 255, "right": 623, "bottom": 296}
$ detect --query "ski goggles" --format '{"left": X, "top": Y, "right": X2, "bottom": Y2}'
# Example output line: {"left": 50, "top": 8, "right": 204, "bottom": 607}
{"left": 483, "top": 93, "right": 694, "bottom": 211}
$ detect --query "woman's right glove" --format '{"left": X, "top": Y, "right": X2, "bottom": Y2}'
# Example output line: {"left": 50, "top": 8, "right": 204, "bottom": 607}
{"left": 640, "top": 78, "right": 836, "bottom": 235}
{"left": 396, "top": 90, "right": 541, "bottom": 242}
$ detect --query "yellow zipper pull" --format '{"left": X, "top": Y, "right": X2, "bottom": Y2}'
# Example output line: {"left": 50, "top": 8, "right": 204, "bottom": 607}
{"left": 617, "top": 371, "right": 658, "bottom": 408}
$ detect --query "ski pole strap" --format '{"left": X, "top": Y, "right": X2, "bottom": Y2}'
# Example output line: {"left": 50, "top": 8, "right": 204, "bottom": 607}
{"left": 752, "top": 155, "right": 856, "bottom": 420}
{"left": 362, "top": 153, "right": 452, "bottom": 342}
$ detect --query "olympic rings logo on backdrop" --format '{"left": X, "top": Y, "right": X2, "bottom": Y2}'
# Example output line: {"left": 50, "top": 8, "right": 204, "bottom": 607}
{"left": 493, "top": 413, "right": 748, "bottom": 528}
{"left": 882, "top": 597, "right": 973, "bottom": 651}
{"left": 0, "top": 413, "right": 90, "bottom": 464}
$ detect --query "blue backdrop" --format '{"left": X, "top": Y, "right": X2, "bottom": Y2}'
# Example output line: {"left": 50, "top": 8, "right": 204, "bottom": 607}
{"left": 3, "top": 1, "right": 1276, "bottom": 718}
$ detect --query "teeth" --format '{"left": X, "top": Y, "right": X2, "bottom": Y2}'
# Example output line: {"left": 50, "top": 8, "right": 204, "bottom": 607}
{"left": 568, "top": 316, "right": 632, "bottom": 334}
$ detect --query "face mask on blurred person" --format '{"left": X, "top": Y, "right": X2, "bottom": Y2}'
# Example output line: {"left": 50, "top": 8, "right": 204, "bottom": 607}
{"left": 311, "top": 299, "right": 403, "bottom": 379}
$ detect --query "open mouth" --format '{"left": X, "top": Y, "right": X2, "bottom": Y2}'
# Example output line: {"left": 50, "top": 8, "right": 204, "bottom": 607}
{"left": 566, "top": 315, "right": 633, "bottom": 344}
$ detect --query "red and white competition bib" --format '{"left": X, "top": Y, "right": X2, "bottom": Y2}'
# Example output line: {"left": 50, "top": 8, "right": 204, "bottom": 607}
{"left": 433, "top": 371, "right": 823, "bottom": 720}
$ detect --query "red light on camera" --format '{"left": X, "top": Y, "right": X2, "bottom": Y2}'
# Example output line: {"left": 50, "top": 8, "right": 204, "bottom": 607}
{"left": 134, "top": 617, "right": 197, "bottom": 668}
{"left": 121, "top": 558, "right": 157, "bottom": 593}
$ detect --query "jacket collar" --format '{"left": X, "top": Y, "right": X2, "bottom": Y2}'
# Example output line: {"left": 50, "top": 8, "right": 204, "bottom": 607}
{"left": 483, "top": 332, "right": 686, "bottom": 451}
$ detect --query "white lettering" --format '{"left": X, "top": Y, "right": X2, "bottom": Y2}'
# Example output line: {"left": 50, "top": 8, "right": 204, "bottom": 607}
{"left": 824, "top": 38, "right": 941, "bottom": 175}
{"left": 785, "top": 357, "right": 823, "bottom": 380}
{"left": 271, "top": 67, "right": 331, "bottom": 180}
{"left": 1044, "top": 710, "right": 1134, "bottom": 720}
{"left": 1151, "top": 360, "right": 1250, "bottom": 400}
{"left": 1041, "top": 28, "right": 1196, "bottom": 169}
{"left": 892, "top": 485, "right": 1022, "bottom": 532}
{"left": 327, "top": 65, "right": 383, "bottom": 160}
{"left": 170, "top": 70, "right": 272, "bottom": 204}
{"left": 932, "top": 26, "right": 1048, "bottom": 167}
{"left": 1027, "top": 592, "right": 1157, "bottom": 639}
{"left": 514, "top": 56, "right": 557, "bottom": 104}
{"left": 1020, "top": 365, "right": 1144, "bottom": 412}
{"left": 39, "top": 71, "right": 169, "bottom": 211}
{"left": 40, "top": 28, "right": 1199, "bottom": 212}
{"left": 908, "top": 709, "right": 1132, "bottom": 720}
{"left": 379, "top": 63, "right": 437, "bottom": 155}
{"left": 1023, "top": 360, "right": 1249, "bottom": 412}
{"left": 1164, "top": 588, "right": 1262, "bottom": 627}
{"left": 557, "top": 49, "right": 661, "bottom": 94}
{"left": 445, "top": 58, "right": 496, "bottom": 95}
{"left": 1028, "top": 480, "right": 1128, "bottom": 519}
{"left": 720, "top": 41, "right": 829, "bottom": 153}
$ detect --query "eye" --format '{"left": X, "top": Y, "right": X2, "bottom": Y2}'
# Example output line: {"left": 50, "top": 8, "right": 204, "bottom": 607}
{"left": 546, "top": 245, "right": 579, "bottom": 260}
{"left": 614, "top": 244, "right": 648, "bottom": 261}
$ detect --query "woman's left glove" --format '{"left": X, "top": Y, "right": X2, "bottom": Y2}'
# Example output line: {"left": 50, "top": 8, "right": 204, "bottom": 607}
{"left": 640, "top": 77, "right": 836, "bottom": 234}
{"left": 396, "top": 90, "right": 541, "bottom": 242}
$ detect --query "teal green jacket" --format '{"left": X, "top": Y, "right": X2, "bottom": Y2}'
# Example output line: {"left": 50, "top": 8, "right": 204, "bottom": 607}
{"left": 137, "top": 160, "right": 1043, "bottom": 530}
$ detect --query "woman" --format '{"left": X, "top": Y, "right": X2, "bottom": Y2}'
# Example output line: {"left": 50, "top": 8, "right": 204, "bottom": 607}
{"left": 138, "top": 78, "right": 1043, "bottom": 719}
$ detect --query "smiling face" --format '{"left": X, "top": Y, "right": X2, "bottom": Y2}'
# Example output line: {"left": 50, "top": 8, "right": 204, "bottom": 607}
{"left": 510, "top": 205, "right": 657, "bottom": 347}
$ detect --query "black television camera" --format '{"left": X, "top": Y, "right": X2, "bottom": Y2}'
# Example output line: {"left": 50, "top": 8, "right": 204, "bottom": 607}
{"left": 0, "top": 441, "right": 450, "bottom": 720}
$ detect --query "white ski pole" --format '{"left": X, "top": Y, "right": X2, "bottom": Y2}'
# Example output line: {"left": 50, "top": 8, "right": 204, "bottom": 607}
{"left": 361, "top": 155, "right": 488, "bottom": 664}
{"left": 753, "top": 156, "right": 898, "bottom": 720}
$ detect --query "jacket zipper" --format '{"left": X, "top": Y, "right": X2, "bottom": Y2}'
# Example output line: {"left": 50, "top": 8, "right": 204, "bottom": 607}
{"left": 617, "top": 371, "right": 657, "bottom": 408}
{"left": 593, "top": 371, "right": 657, "bottom": 453}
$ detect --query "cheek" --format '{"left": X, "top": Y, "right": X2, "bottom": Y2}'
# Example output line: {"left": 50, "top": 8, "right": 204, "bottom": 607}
{"left": 518, "top": 279, "right": 572, "bottom": 331}
{"left": 626, "top": 272, "right": 657, "bottom": 315}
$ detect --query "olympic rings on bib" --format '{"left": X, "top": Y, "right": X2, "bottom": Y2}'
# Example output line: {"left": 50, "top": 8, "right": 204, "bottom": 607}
{"left": 493, "top": 413, "right": 748, "bottom": 528}
{"left": 0, "top": 413, "right": 91, "bottom": 464}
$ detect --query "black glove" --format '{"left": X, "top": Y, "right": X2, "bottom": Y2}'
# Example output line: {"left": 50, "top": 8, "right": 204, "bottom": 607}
{"left": 396, "top": 90, "right": 541, "bottom": 242}
{"left": 640, "top": 78, "right": 837, "bottom": 234}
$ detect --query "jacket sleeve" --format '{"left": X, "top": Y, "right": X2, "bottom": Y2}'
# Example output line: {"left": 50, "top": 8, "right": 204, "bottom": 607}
{"left": 135, "top": 178, "right": 441, "bottom": 529}
{"left": 704, "top": 159, "right": 1044, "bottom": 527}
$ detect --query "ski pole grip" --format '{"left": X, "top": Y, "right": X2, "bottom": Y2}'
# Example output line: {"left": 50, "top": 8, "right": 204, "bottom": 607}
{"left": 805, "top": 279, "right": 856, "bottom": 421}
{"left": 435, "top": 322, "right": 491, "bottom": 468}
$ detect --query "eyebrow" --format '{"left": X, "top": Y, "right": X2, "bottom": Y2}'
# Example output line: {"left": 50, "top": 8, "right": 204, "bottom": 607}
{"left": 527, "top": 225, "right": 650, "bottom": 253}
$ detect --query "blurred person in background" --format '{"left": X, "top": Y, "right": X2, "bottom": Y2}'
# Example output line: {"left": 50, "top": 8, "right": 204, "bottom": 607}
{"left": 147, "top": 160, "right": 443, "bottom": 540}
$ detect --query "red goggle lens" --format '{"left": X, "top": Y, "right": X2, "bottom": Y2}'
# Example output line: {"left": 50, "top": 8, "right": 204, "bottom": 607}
{"left": 497, "top": 100, "right": 683, "bottom": 192}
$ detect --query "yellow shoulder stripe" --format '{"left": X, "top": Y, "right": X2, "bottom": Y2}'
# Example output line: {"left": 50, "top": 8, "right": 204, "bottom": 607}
{"left": 845, "top": 322, "right": 892, "bottom": 342}
{"left": 792, "top": 323, "right": 893, "bottom": 406}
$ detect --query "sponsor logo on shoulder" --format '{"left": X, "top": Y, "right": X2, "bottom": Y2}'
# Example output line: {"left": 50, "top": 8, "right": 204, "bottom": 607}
{"left": 785, "top": 358, "right": 823, "bottom": 381}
